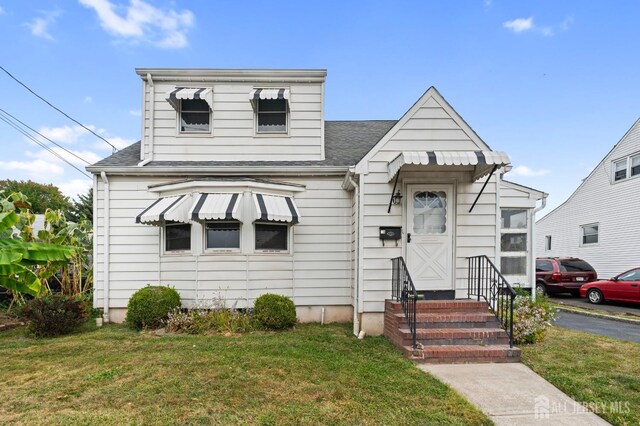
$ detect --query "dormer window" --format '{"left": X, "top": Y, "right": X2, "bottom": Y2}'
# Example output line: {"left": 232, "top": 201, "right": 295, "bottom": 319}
{"left": 250, "top": 88, "right": 290, "bottom": 134}
{"left": 165, "top": 87, "right": 213, "bottom": 134}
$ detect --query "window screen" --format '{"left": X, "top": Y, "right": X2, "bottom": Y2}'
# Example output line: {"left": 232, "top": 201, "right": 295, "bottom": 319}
{"left": 631, "top": 155, "right": 640, "bottom": 177}
{"left": 501, "top": 233, "right": 527, "bottom": 252}
{"left": 165, "top": 223, "right": 191, "bottom": 251}
{"left": 501, "top": 210, "right": 527, "bottom": 229}
{"left": 501, "top": 257, "right": 526, "bottom": 275}
{"left": 180, "top": 99, "right": 210, "bottom": 132}
{"left": 206, "top": 222, "right": 240, "bottom": 249}
{"left": 614, "top": 159, "right": 627, "bottom": 181}
{"left": 255, "top": 223, "right": 288, "bottom": 250}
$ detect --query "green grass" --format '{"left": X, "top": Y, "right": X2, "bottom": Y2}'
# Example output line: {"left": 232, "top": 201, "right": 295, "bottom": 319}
{"left": 522, "top": 326, "right": 640, "bottom": 425}
{"left": 0, "top": 323, "right": 491, "bottom": 425}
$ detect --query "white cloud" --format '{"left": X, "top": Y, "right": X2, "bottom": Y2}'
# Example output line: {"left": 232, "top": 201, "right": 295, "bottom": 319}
{"left": 57, "top": 179, "right": 92, "bottom": 199}
{"left": 39, "top": 125, "right": 91, "bottom": 144}
{"left": 24, "top": 11, "right": 60, "bottom": 40}
{"left": 510, "top": 165, "right": 550, "bottom": 177}
{"left": 0, "top": 159, "right": 65, "bottom": 179}
{"left": 129, "top": 109, "right": 141, "bottom": 117}
{"left": 79, "top": 0, "right": 194, "bottom": 48}
{"left": 483, "top": 0, "right": 492, "bottom": 8}
{"left": 26, "top": 147, "right": 102, "bottom": 166}
{"left": 0, "top": 5, "right": 5, "bottom": 15}
{"left": 504, "top": 15, "right": 573, "bottom": 37}
{"left": 84, "top": 96, "right": 93, "bottom": 103}
{"left": 503, "top": 17, "right": 534, "bottom": 33}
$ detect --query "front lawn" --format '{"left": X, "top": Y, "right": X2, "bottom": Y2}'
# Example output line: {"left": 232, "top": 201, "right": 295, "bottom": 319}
{"left": 522, "top": 326, "right": 640, "bottom": 426}
{"left": 0, "top": 323, "right": 490, "bottom": 425}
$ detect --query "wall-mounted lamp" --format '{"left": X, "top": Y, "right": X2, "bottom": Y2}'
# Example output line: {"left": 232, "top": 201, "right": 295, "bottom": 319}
{"left": 391, "top": 190, "right": 403, "bottom": 205}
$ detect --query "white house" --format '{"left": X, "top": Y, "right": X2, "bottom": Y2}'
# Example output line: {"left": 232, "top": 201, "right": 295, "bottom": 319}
{"left": 536, "top": 118, "right": 640, "bottom": 279}
{"left": 88, "top": 68, "right": 545, "bottom": 342}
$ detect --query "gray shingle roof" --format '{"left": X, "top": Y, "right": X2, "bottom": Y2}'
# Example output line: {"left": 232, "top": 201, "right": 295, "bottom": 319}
{"left": 89, "top": 120, "right": 397, "bottom": 170}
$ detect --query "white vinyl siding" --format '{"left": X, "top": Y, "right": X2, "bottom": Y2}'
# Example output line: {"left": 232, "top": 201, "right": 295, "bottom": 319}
{"left": 142, "top": 81, "right": 324, "bottom": 162}
{"left": 93, "top": 176, "right": 352, "bottom": 309}
{"left": 536, "top": 119, "right": 640, "bottom": 278}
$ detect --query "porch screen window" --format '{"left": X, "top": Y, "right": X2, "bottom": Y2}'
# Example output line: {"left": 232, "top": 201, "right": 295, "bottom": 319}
{"left": 255, "top": 223, "right": 288, "bottom": 251}
{"left": 206, "top": 222, "right": 240, "bottom": 249}
{"left": 501, "top": 257, "right": 526, "bottom": 275}
{"left": 500, "top": 209, "right": 528, "bottom": 277}
{"left": 180, "top": 99, "right": 210, "bottom": 133}
{"left": 413, "top": 191, "right": 446, "bottom": 234}
{"left": 581, "top": 223, "right": 598, "bottom": 245}
{"left": 501, "top": 233, "right": 527, "bottom": 252}
{"left": 501, "top": 209, "right": 527, "bottom": 229}
{"left": 165, "top": 223, "right": 191, "bottom": 252}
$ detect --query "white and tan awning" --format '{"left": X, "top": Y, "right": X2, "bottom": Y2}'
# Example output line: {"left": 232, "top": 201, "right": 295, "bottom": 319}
{"left": 253, "top": 194, "right": 300, "bottom": 224}
{"left": 136, "top": 194, "right": 195, "bottom": 224}
{"left": 190, "top": 193, "right": 242, "bottom": 221}
{"left": 166, "top": 87, "right": 213, "bottom": 110}
{"left": 249, "top": 88, "right": 290, "bottom": 109}
{"left": 387, "top": 150, "right": 511, "bottom": 181}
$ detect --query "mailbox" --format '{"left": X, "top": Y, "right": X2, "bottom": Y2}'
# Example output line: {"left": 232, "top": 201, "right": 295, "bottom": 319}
{"left": 379, "top": 226, "right": 402, "bottom": 241}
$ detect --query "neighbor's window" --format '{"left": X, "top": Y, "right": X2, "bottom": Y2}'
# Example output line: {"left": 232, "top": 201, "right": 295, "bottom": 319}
{"left": 257, "top": 98, "right": 287, "bottom": 133}
{"left": 614, "top": 158, "right": 627, "bottom": 181}
{"left": 580, "top": 223, "right": 599, "bottom": 245}
{"left": 501, "top": 257, "right": 527, "bottom": 275}
{"left": 165, "top": 222, "right": 191, "bottom": 252}
{"left": 631, "top": 155, "right": 640, "bottom": 177}
{"left": 255, "top": 223, "right": 288, "bottom": 251}
{"left": 180, "top": 99, "right": 210, "bottom": 133}
{"left": 545, "top": 235, "right": 552, "bottom": 251}
{"left": 501, "top": 209, "right": 527, "bottom": 229}
{"left": 206, "top": 222, "right": 240, "bottom": 250}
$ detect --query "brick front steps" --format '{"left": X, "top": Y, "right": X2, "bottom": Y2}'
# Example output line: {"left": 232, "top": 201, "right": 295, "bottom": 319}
{"left": 384, "top": 299, "right": 521, "bottom": 364}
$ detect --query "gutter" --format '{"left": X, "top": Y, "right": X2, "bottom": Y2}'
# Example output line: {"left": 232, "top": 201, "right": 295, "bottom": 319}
{"left": 530, "top": 193, "right": 548, "bottom": 302}
{"left": 86, "top": 166, "right": 349, "bottom": 175}
{"left": 100, "top": 172, "right": 110, "bottom": 322}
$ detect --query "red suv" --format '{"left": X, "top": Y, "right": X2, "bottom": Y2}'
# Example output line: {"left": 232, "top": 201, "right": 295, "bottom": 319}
{"left": 535, "top": 257, "right": 598, "bottom": 296}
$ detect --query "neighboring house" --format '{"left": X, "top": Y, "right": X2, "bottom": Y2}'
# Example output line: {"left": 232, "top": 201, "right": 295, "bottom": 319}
{"left": 536, "top": 118, "right": 640, "bottom": 279}
{"left": 88, "top": 68, "right": 545, "bottom": 337}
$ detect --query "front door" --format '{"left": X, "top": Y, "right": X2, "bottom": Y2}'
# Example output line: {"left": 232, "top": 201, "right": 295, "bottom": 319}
{"left": 406, "top": 184, "right": 454, "bottom": 291}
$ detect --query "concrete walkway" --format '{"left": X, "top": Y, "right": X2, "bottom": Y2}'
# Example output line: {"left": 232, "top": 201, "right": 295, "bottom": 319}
{"left": 420, "top": 363, "right": 610, "bottom": 425}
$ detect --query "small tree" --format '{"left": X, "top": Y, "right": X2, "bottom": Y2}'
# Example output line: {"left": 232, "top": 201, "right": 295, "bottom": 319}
{"left": 0, "top": 180, "right": 72, "bottom": 215}
{"left": 67, "top": 188, "right": 93, "bottom": 224}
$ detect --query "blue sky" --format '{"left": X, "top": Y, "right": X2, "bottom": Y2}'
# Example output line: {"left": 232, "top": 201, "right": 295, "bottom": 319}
{"left": 0, "top": 1, "right": 638, "bottom": 216}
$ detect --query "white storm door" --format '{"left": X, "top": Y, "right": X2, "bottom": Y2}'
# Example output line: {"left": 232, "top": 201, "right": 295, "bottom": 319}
{"left": 406, "top": 185, "right": 454, "bottom": 290}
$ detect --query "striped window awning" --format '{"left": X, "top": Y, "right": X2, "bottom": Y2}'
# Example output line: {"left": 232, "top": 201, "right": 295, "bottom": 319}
{"left": 249, "top": 88, "right": 290, "bottom": 109}
{"left": 136, "top": 194, "right": 195, "bottom": 224}
{"left": 190, "top": 193, "right": 242, "bottom": 221}
{"left": 387, "top": 150, "right": 511, "bottom": 182}
{"left": 165, "top": 87, "right": 213, "bottom": 111}
{"left": 253, "top": 194, "right": 300, "bottom": 224}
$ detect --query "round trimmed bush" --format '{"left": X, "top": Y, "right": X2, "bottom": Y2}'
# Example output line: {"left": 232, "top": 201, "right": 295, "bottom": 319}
{"left": 126, "top": 286, "right": 181, "bottom": 330}
{"left": 253, "top": 293, "right": 296, "bottom": 330}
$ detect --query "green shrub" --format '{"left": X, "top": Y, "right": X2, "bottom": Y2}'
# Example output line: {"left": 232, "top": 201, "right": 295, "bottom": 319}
{"left": 165, "top": 308, "right": 257, "bottom": 335}
{"left": 126, "top": 286, "right": 181, "bottom": 330}
{"left": 253, "top": 294, "right": 296, "bottom": 330}
{"left": 20, "top": 294, "right": 88, "bottom": 337}
{"left": 512, "top": 295, "right": 556, "bottom": 344}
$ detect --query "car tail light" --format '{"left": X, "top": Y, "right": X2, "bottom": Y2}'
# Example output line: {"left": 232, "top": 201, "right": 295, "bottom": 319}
{"left": 551, "top": 273, "right": 562, "bottom": 282}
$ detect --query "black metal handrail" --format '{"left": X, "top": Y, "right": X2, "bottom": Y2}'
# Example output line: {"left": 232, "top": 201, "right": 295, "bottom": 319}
{"left": 391, "top": 257, "right": 417, "bottom": 350}
{"left": 467, "top": 255, "right": 516, "bottom": 348}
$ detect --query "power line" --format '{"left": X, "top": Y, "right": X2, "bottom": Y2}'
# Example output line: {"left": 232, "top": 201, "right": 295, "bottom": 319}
{"left": 0, "top": 107, "right": 91, "bottom": 165}
{"left": 0, "top": 65, "right": 118, "bottom": 152}
{"left": 0, "top": 114, "right": 92, "bottom": 179}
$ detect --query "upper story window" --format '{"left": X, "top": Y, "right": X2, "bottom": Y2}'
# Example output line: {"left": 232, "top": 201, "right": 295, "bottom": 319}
{"left": 250, "top": 88, "right": 290, "bottom": 134}
{"left": 165, "top": 87, "right": 213, "bottom": 134}
{"left": 612, "top": 153, "right": 640, "bottom": 182}
{"left": 180, "top": 99, "right": 210, "bottom": 133}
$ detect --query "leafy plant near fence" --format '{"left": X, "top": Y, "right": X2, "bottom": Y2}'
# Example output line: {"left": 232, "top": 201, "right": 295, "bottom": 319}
{"left": 512, "top": 295, "right": 556, "bottom": 344}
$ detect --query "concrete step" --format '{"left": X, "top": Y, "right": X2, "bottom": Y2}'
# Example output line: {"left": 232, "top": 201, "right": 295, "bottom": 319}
{"left": 398, "top": 327, "right": 510, "bottom": 346}
{"left": 405, "top": 344, "right": 521, "bottom": 364}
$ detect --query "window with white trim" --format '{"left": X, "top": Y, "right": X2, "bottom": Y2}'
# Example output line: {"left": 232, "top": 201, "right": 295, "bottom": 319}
{"left": 255, "top": 223, "right": 288, "bottom": 251}
{"left": 612, "top": 153, "right": 640, "bottom": 182}
{"left": 580, "top": 223, "right": 599, "bottom": 245}
{"left": 165, "top": 222, "right": 191, "bottom": 252}
{"left": 180, "top": 99, "right": 210, "bottom": 133}
{"left": 500, "top": 209, "right": 528, "bottom": 276}
{"left": 205, "top": 221, "right": 240, "bottom": 250}
{"left": 257, "top": 99, "right": 287, "bottom": 133}
{"left": 545, "top": 235, "right": 552, "bottom": 251}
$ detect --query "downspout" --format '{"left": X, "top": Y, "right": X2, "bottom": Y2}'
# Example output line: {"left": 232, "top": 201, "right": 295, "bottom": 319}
{"left": 92, "top": 174, "right": 98, "bottom": 313}
{"left": 137, "top": 73, "right": 154, "bottom": 167}
{"left": 100, "top": 172, "right": 110, "bottom": 322}
{"left": 357, "top": 176, "right": 365, "bottom": 334}
{"left": 347, "top": 174, "right": 360, "bottom": 337}
{"left": 530, "top": 194, "right": 547, "bottom": 302}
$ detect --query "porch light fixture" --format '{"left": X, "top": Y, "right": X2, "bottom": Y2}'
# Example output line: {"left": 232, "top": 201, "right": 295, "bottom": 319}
{"left": 391, "top": 190, "right": 403, "bottom": 205}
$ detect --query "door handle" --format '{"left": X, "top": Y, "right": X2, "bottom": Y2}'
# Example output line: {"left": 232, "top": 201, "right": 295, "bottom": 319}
{"left": 407, "top": 233, "right": 411, "bottom": 243}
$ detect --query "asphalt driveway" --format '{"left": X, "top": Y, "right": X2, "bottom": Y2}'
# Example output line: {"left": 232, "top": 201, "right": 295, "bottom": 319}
{"left": 549, "top": 294, "right": 640, "bottom": 317}
{"left": 553, "top": 311, "right": 640, "bottom": 343}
